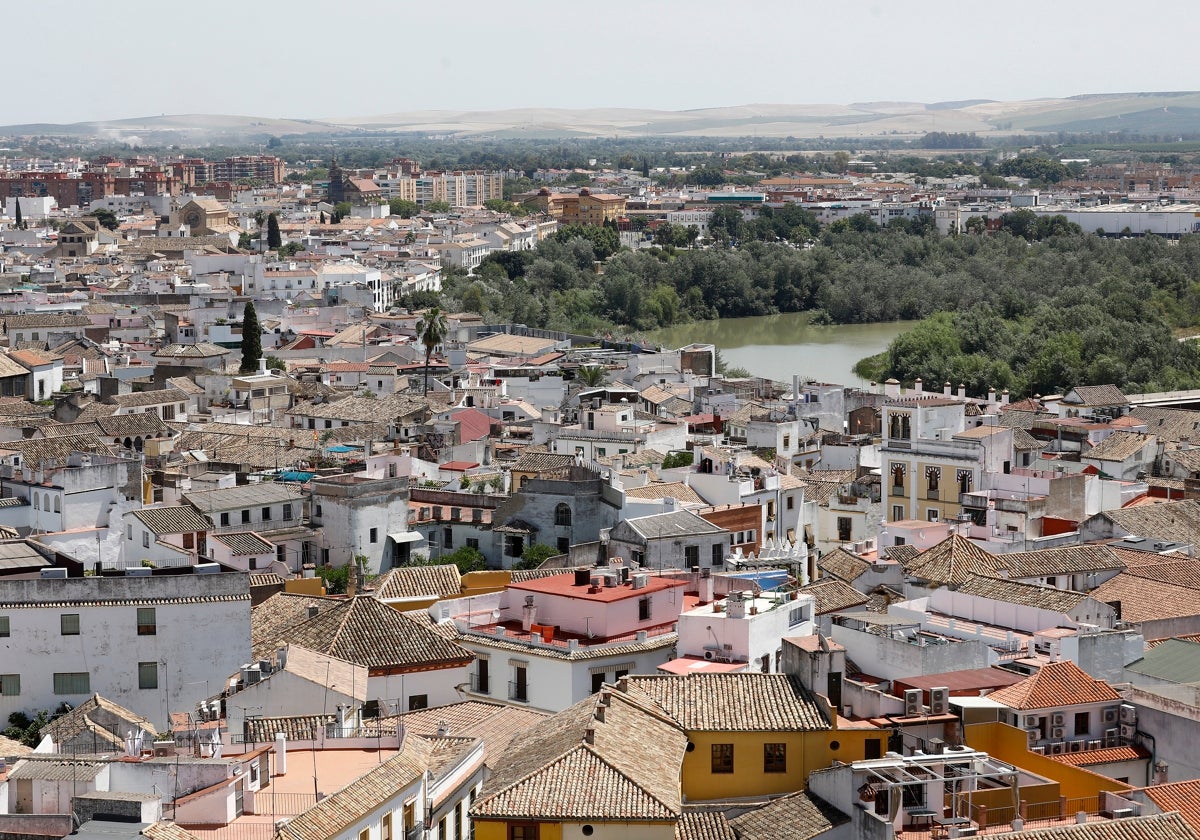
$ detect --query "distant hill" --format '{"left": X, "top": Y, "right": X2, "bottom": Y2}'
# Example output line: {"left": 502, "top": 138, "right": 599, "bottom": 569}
{"left": 4, "top": 93, "right": 1200, "bottom": 141}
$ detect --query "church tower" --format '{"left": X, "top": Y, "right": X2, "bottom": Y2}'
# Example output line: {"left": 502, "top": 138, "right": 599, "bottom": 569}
{"left": 327, "top": 155, "right": 345, "bottom": 204}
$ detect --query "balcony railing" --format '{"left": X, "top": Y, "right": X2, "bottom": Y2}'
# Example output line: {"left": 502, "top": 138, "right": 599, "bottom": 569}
{"left": 891, "top": 486, "right": 905, "bottom": 497}
{"left": 470, "top": 672, "right": 490, "bottom": 695}
{"left": 508, "top": 680, "right": 529, "bottom": 703}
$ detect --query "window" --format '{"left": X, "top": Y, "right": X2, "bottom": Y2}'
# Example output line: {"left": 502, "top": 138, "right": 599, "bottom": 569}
{"left": 283, "top": 504, "right": 293, "bottom": 520}
{"left": 142, "top": 532, "right": 150, "bottom": 548}
{"left": 789, "top": 605, "right": 810, "bottom": 627}
{"left": 61, "top": 614, "right": 80, "bottom": 635}
{"left": 137, "top": 608, "right": 157, "bottom": 636}
{"left": 183, "top": 532, "right": 194, "bottom": 550}
{"left": 220, "top": 512, "right": 230, "bottom": 527}
{"left": 505, "top": 535, "right": 524, "bottom": 557}
{"left": 509, "top": 826, "right": 538, "bottom": 840}
{"left": 475, "top": 658, "right": 490, "bottom": 694}
{"left": 684, "top": 545, "right": 700, "bottom": 569}
{"left": 139, "top": 661, "right": 158, "bottom": 690}
{"left": 408, "top": 694, "right": 428, "bottom": 711}
{"left": 442, "top": 527, "right": 451, "bottom": 549}
{"left": 782, "top": 434, "right": 790, "bottom": 450}
{"left": 382, "top": 813, "right": 392, "bottom": 840}
{"left": 315, "top": 504, "right": 323, "bottom": 519}
{"left": 891, "top": 464, "right": 906, "bottom": 495}
{"left": 242, "top": 509, "right": 251, "bottom": 524}
{"left": 837, "top": 517, "right": 852, "bottom": 542}
{"left": 557, "top": 537, "right": 570, "bottom": 553}
{"left": 712, "top": 543, "right": 724, "bottom": 566}
{"left": 926, "top": 466, "right": 941, "bottom": 499}
{"left": 711, "top": 743, "right": 734, "bottom": 773}
{"left": 438, "top": 818, "right": 446, "bottom": 840}
{"left": 958, "top": 469, "right": 973, "bottom": 494}
{"left": 591, "top": 672, "right": 606, "bottom": 693}
{"left": 0, "top": 616, "right": 8, "bottom": 637}
{"left": 359, "top": 830, "right": 369, "bottom": 840}
{"left": 0, "top": 674, "right": 18, "bottom": 696}
{"left": 261, "top": 506, "right": 272, "bottom": 521}
{"left": 370, "top": 527, "right": 379, "bottom": 544}
{"left": 54, "top": 672, "right": 90, "bottom": 694}
{"left": 510, "top": 664, "right": 528, "bottom": 703}
{"left": 466, "top": 537, "right": 479, "bottom": 550}
{"left": 865, "top": 739, "right": 883, "bottom": 760}
{"left": 786, "top": 496, "right": 794, "bottom": 510}
{"left": 764, "top": 743, "right": 787, "bottom": 773}
{"left": 891, "top": 505, "right": 904, "bottom": 521}
{"left": 555, "top": 504, "right": 572, "bottom": 527}
{"left": 127, "top": 524, "right": 133, "bottom": 540}
{"left": 1074, "top": 711, "right": 1089, "bottom": 737}
{"left": 639, "top": 597, "right": 651, "bottom": 621}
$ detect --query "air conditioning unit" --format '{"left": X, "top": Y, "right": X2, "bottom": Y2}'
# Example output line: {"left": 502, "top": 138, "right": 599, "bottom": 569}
{"left": 1024, "top": 715, "right": 1039, "bottom": 728}
{"left": 1069, "top": 740, "right": 1084, "bottom": 753}
{"left": 1051, "top": 726, "right": 1066, "bottom": 739}
{"left": 1103, "top": 706, "right": 1120, "bottom": 725}
{"left": 703, "top": 649, "right": 719, "bottom": 661}
{"left": 1088, "top": 740, "right": 1102, "bottom": 750}
{"left": 904, "top": 689, "right": 923, "bottom": 717}
{"left": 1026, "top": 728, "right": 1041, "bottom": 743}
{"left": 1049, "top": 742, "right": 1065, "bottom": 755}
{"left": 957, "top": 828, "right": 978, "bottom": 838}
{"left": 1031, "top": 745, "right": 1046, "bottom": 755}
{"left": 930, "top": 686, "right": 950, "bottom": 715}
{"left": 1052, "top": 712, "right": 1066, "bottom": 726}
{"left": 1120, "top": 704, "right": 1137, "bottom": 724}
{"left": 1105, "top": 728, "right": 1119, "bottom": 747}
{"left": 1120, "top": 723, "right": 1136, "bottom": 741}
{"left": 1110, "top": 808, "right": 1134, "bottom": 819}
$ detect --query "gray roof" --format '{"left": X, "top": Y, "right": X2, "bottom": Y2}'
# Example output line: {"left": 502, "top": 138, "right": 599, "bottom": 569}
{"left": 956, "top": 574, "right": 1091, "bottom": 613}
{"left": 131, "top": 506, "right": 212, "bottom": 535}
{"left": 623, "top": 510, "right": 726, "bottom": 540}
{"left": 182, "top": 483, "right": 305, "bottom": 512}
{"left": 1126, "top": 638, "right": 1200, "bottom": 684}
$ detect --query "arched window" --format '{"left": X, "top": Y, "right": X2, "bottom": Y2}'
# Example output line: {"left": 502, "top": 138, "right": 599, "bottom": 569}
{"left": 44, "top": 493, "right": 51, "bottom": 511}
{"left": 33, "top": 494, "right": 39, "bottom": 510}
{"left": 53, "top": 497, "right": 61, "bottom": 513}
{"left": 555, "top": 503, "right": 572, "bottom": 527}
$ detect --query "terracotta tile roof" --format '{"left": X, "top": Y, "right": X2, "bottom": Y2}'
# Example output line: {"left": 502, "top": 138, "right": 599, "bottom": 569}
{"left": 987, "top": 661, "right": 1121, "bottom": 710}
{"left": 243, "top": 714, "right": 335, "bottom": 742}
{"left": 676, "top": 808, "right": 735, "bottom": 840}
{"left": 956, "top": 574, "right": 1091, "bottom": 613}
{"left": 904, "top": 534, "right": 999, "bottom": 587}
{"left": 799, "top": 578, "right": 870, "bottom": 615}
{"left": 274, "top": 595, "right": 473, "bottom": 672}
{"left": 625, "top": 481, "right": 707, "bottom": 505}
{"left": 1129, "top": 406, "right": 1200, "bottom": 442}
{"left": 109, "top": 386, "right": 187, "bottom": 408}
{"left": 142, "top": 822, "right": 203, "bottom": 840}
{"left": 1048, "top": 744, "right": 1150, "bottom": 766}
{"left": 370, "top": 700, "right": 548, "bottom": 768}
{"left": 1125, "top": 560, "right": 1200, "bottom": 590}
{"left": 986, "top": 813, "right": 1198, "bottom": 840}
{"left": 995, "top": 545, "right": 1125, "bottom": 578}
{"left": 277, "top": 746, "right": 436, "bottom": 840}
{"left": 373, "top": 564, "right": 462, "bottom": 600}
{"left": 1098, "top": 499, "right": 1200, "bottom": 548}
{"left": 211, "top": 531, "right": 275, "bottom": 555}
{"left": 728, "top": 790, "right": 849, "bottom": 840}
{"left": 251, "top": 592, "right": 337, "bottom": 660}
{"left": 620, "top": 673, "right": 830, "bottom": 731}
{"left": 131, "top": 505, "right": 212, "bottom": 535}
{"left": 1089, "top": 573, "right": 1200, "bottom": 624}
{"left": 817, "top": 547, "right": 871, "bottom": 582}
{"left": 1137, "top": 779, "right": 1200, "bottom": 834}
{"left": 1064, "top": 385, "right": 1128, "bottom": 407}
{"left": 886, "top": 544, "right": 919, "bottom": 564}
{"left": 473, "top": 688, "right": 687, "bottom": 821}
{"left": 1084, "top": 431, "right": 1156, "bottom": 463}
{"left": 42, "top": 693, "right": 159, "bottom": 745}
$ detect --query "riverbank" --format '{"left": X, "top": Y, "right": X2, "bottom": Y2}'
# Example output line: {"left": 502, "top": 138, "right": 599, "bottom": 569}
{"left": 649, "top": 312, "right": 915, "bottom": 387}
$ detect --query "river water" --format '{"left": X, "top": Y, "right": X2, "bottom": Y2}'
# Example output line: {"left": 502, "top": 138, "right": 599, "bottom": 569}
{"left": 650, "top": 313, "right": 916, "bottom": 387}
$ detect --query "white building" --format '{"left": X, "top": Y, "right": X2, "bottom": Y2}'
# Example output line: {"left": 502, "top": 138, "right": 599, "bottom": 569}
{"left": 673, "top": 588, "right": 815, "bottom": 673}
{"left": 0, "top": 573, "right": 252, "bottom": 725}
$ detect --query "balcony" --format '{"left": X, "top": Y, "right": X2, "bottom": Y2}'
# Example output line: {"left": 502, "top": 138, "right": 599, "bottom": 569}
{"left": 508, "top": 680, "right": 529, "bottom": 703}
{"left": 470, "top": 672, "right": 490, "bottom": 695}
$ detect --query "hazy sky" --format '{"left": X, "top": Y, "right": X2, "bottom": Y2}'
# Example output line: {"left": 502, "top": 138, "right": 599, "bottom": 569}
{"left": 9, "top": 0, "right": 1198, "bottom": 124}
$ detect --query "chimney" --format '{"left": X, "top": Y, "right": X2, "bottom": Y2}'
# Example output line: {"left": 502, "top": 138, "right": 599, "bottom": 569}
{"left": 1002, "top": 389, "right": 1010, "bottom": 405}
{"left": 275, "top": 733, "right": 287, "bottom": 775}
{"left": 957, "top": 383, "right": 966, "bottom": 399}
{"left": 258, "top": 356, "right": 267, "bottom": 376}
{"left": 521, "top": 595, "right": 537, "bottom": 631}
{"left": 988, "top": 386, "right": 997, "bottom": 403}
{"left": 727, "top": 591, "right": 747, "bottom": 619}
{"left": 584, "top": 727, "right": 595, "bottom": 745}
{"left": 699, "top": 575, "right": 715, "bottom": 604}
{"left": 913, "top": 377, "right": 923, "bottom": 394}
{"left": 943, "top": 381, "right": 952, "bottom": 397}
{"left": 884, "top": 379, "right": 900, "bottom": 399}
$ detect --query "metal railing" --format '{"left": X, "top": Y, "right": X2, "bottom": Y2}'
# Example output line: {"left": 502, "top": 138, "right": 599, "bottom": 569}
{"left": 508, "top": 680, "right": 529, "bottom": 703}
{"left": 250, "top": 792, "right": 320, "bottom": 816}
{"left": 470, "top": 672, "right": 490, "bottom": 695}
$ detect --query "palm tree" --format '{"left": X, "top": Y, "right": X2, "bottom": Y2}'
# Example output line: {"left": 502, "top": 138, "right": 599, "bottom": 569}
{"left": 576, "top": 364, "right": 609, "bottom": 388}
{"left": 416, "top": 307, "right": 448, "bottom": 395}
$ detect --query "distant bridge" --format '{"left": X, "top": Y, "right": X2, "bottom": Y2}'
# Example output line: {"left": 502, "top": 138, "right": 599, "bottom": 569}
{"left": 1127, "top": 390, "right": 1200, "bottom": 410}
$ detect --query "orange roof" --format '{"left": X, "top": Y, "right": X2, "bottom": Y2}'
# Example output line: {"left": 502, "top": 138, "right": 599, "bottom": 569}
{"left": 1050, "top": 745, "right": 1149, "bottom": 766}
{"left": 509, "top": 571, "right": 686, "bottom": 603}
{"left": 988, "top": 660, "right": 1121, "bottom": 710}
{"left": 1138, "top": 779, "right": 1200, "bottom": 833}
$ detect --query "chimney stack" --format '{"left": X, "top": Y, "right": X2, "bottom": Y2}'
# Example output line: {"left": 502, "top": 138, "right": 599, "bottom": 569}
{"left": 957, "top": 383, "right": 966, "bottom": 399}
{"left": 943, "top": 381, "right": 952, "bottom": 397}
{"left": 913, "top": 378, "right": 923, "bottom": 394}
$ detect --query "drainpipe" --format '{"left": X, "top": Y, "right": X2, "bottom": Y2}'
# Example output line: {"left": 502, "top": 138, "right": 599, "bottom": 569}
{"left": 1138, "top": 730, "right": 1156, "bottom": 787}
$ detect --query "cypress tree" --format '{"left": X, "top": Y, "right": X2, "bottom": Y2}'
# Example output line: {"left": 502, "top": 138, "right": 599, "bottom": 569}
{"left": 240, "top": 301, "right": 263, "bottom": 373}
{"left": 266, "top": 212, "right": 282, "bottom": 249}
{"left": 13, "top": 197, "right": 22, "bottom": 230}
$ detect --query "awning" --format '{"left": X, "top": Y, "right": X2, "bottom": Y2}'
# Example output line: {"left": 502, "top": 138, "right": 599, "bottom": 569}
{"left": 387, "top": 532, "right": 424, "bottom": 544}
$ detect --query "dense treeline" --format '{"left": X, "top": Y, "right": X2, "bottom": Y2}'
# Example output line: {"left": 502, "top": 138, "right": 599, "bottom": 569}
{"left": 440, "top": 226, "right": 1200, "bottom": 397}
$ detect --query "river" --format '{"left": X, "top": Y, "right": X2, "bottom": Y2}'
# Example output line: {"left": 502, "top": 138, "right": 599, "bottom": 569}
{"left": 650, "top": 313, "right": 916, "bottom": 387}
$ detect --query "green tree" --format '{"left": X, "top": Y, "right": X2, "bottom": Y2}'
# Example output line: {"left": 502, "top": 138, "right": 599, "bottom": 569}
{"left": 661, "top": 451, "right": 694, "bottom": 469}
{"left": 416, "top": 307, "right": 448, "bottom": 394}
{"left": 88, "top": 207, "right": 119, "bottom": 231}
{"left": 13, "top": 197, "right": 23, "bottom": 230}
{"left": 239, "top": 301, "right": 263, "bottom": 373}
{"left": 429, "top": 545, "right": 486, "bottom": 573}
{"left": 266, "top": 212, "right": 282, "bottom": 249}
{"left": 237, "top": 231, "right": 254, "bottom": 250}
{"left": 334, "top": 201, "right": 352, "bottom": 219}
{"left": 576, "top": 365, "right": 609, "bottom": 387}
{"left": 319, "top": 211, "right": 327, "bottom": 224}
{"left": 389, "top": 198, "right": 418, "bottom": 218}
{"left": 831, "top": 151, "right": 851, "bottom": 174}
{"left": 427, "top": 200, "right": 452, "bottom": 213}
{"left": 316, "top": 564, "right": 350, "bottom": 595}
{"left": 515, "top": 543, "right": 559, "bottom": 570}
{"left": 641, "top": 158, "right": 650, "bottom": 178}
{"left": 5, "top": 709, "right": 53, "bottom": 747}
